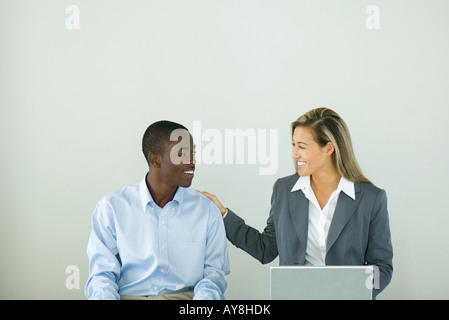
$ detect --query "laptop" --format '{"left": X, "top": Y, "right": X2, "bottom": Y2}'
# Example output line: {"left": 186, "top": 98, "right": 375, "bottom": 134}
{"left": 270, "top": 266, "right": 374, "bottom": 300}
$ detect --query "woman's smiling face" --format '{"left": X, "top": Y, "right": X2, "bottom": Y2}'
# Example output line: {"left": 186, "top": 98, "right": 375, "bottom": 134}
{"left": 291, "top": 126, "right": 333, "bottom": 176}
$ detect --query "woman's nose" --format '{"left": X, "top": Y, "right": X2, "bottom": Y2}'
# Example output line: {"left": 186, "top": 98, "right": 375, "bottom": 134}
{"left": 291, "top": 147, "right": 299, "bottom": 159}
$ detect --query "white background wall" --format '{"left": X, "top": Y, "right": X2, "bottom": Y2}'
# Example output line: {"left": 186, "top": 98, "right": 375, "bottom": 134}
{"left": 1, "top": 0, "right": 448, "bottom": 299}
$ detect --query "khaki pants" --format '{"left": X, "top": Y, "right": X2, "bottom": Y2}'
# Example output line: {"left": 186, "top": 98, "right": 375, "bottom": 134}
{"left": 120, "top": 290, "right": 194, "bottom": 300}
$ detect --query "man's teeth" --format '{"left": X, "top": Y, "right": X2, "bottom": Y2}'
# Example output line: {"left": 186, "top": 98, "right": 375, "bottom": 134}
{"left": 183, "top": 170, "right": 194, "bottom": 174}
{"left": 297, "top": 162, "right": 306, "bottom": 166}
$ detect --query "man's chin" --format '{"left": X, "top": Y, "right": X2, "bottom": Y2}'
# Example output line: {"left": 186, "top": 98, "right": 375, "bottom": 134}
{"left": 180, "top": 179, "right": 193, "bottom": 188}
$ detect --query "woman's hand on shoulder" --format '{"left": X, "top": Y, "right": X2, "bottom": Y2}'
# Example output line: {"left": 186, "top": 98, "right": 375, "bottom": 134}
{"left": 197, "top": 190, "right": 227, "bottom": 216}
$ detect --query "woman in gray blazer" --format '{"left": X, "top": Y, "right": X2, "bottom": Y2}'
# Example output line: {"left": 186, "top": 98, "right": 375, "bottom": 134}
{"left": 201, "top": 108, "right": 393, "bottom": 298}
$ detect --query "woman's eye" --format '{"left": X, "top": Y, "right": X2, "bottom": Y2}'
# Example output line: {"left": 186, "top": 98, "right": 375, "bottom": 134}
{"left": 292, "top": 143, "right": 305, "bottom": 150}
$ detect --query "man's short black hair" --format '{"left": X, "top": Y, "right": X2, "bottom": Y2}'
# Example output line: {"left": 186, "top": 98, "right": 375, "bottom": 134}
{"left": 142, "top": 120, "right": 189, "bottom": 163}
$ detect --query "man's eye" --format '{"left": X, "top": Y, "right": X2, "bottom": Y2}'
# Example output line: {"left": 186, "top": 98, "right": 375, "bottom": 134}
{"left": 178, "top": 150, "right": 192, "bottom": 157}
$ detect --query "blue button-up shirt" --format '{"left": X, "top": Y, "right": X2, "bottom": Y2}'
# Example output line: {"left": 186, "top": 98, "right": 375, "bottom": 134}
{"left": 85, "top": 176, "right": 230, "bottom": 300}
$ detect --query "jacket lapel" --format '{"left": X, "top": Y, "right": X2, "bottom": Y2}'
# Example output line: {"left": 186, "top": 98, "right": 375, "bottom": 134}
{"left": 326, "top": 183, "right": 363, "bottom": 253}
{"left": 288, "top": 189, "right": 309, "bottom": 248}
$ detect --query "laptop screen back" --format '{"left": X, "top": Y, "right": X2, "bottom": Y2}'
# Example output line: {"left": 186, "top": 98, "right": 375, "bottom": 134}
{"left": 270, "top": 266, "right": 373, "bottom": 300}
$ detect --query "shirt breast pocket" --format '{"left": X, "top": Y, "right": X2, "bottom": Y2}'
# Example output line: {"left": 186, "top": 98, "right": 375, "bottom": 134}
{"left": 176, "top": 241, "right": 205, "bottom": 281}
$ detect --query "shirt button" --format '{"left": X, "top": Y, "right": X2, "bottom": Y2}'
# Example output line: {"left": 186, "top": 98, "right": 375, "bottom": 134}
{"left": 154, "top": 286, "right": 158, "bottom": 290}
{"left": 161, "top": 245, "right": 165, "bottom": 250}
{"left": 160, "top": 268, "right": 165, "bottom": 273}
{"left": 161, "top": 220, "right": 165, "bottom": 224}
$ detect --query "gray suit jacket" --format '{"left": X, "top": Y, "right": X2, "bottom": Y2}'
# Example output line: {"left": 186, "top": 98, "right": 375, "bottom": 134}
{"left": 224, "top": 174, "right": 393, "bottom": 298}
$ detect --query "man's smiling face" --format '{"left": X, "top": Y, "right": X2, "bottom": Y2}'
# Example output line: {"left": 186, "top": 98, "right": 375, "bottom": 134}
{"left": 157, "top": 130, "right": 196, "bottom": 188}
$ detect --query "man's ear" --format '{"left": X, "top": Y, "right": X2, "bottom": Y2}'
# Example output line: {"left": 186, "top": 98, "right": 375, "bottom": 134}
{"left": 148, "top": 152, "right": 161, "bottom": 168}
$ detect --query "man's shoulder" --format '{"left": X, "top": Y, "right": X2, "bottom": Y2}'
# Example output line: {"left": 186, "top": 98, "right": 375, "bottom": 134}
{"left": 99, "top": 182, "right": 140, "bottom": 206}
{"left": 182, "top": 188, "right": 221, "bottom": 216}
{"left": 183, "top": 188, "right": 214, "bottom": 206}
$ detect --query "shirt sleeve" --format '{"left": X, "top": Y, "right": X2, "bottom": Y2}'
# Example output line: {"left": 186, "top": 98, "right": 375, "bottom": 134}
{"left": 193, "top": 202, "right": 230, "bottom": 300}
{"left": 84, "top": 198, "right": 121, "bottom": 300}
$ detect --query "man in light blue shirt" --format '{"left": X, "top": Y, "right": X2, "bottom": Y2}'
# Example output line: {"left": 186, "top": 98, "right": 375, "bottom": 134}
{"left": 85, "top": 121, "right": 230, "bottom": 300}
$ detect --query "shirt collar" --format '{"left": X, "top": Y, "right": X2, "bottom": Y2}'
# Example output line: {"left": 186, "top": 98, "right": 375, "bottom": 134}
{"left": 138, "top": 174, "right": 185, "bottom": 212}
{"left": 291, "top": 175, "right": 311, "bottom": 193}
{"left": 338, "top": 176, "right": 356, "bottom": 200}
{"left": 291, "top": 175, "right": 355, "bottom": 200}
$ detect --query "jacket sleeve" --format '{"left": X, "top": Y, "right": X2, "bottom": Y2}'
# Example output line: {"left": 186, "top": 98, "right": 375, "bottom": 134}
{"left": 223, "top": 179, "right": 279, "bottom": 264}
{"left": 365, "top": 189, "right": 393, "bottom": 298}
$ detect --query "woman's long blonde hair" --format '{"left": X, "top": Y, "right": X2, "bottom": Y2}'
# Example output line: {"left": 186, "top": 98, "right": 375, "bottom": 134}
{"left": 292, "top": 107, "right": 371, "bottom": 184}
